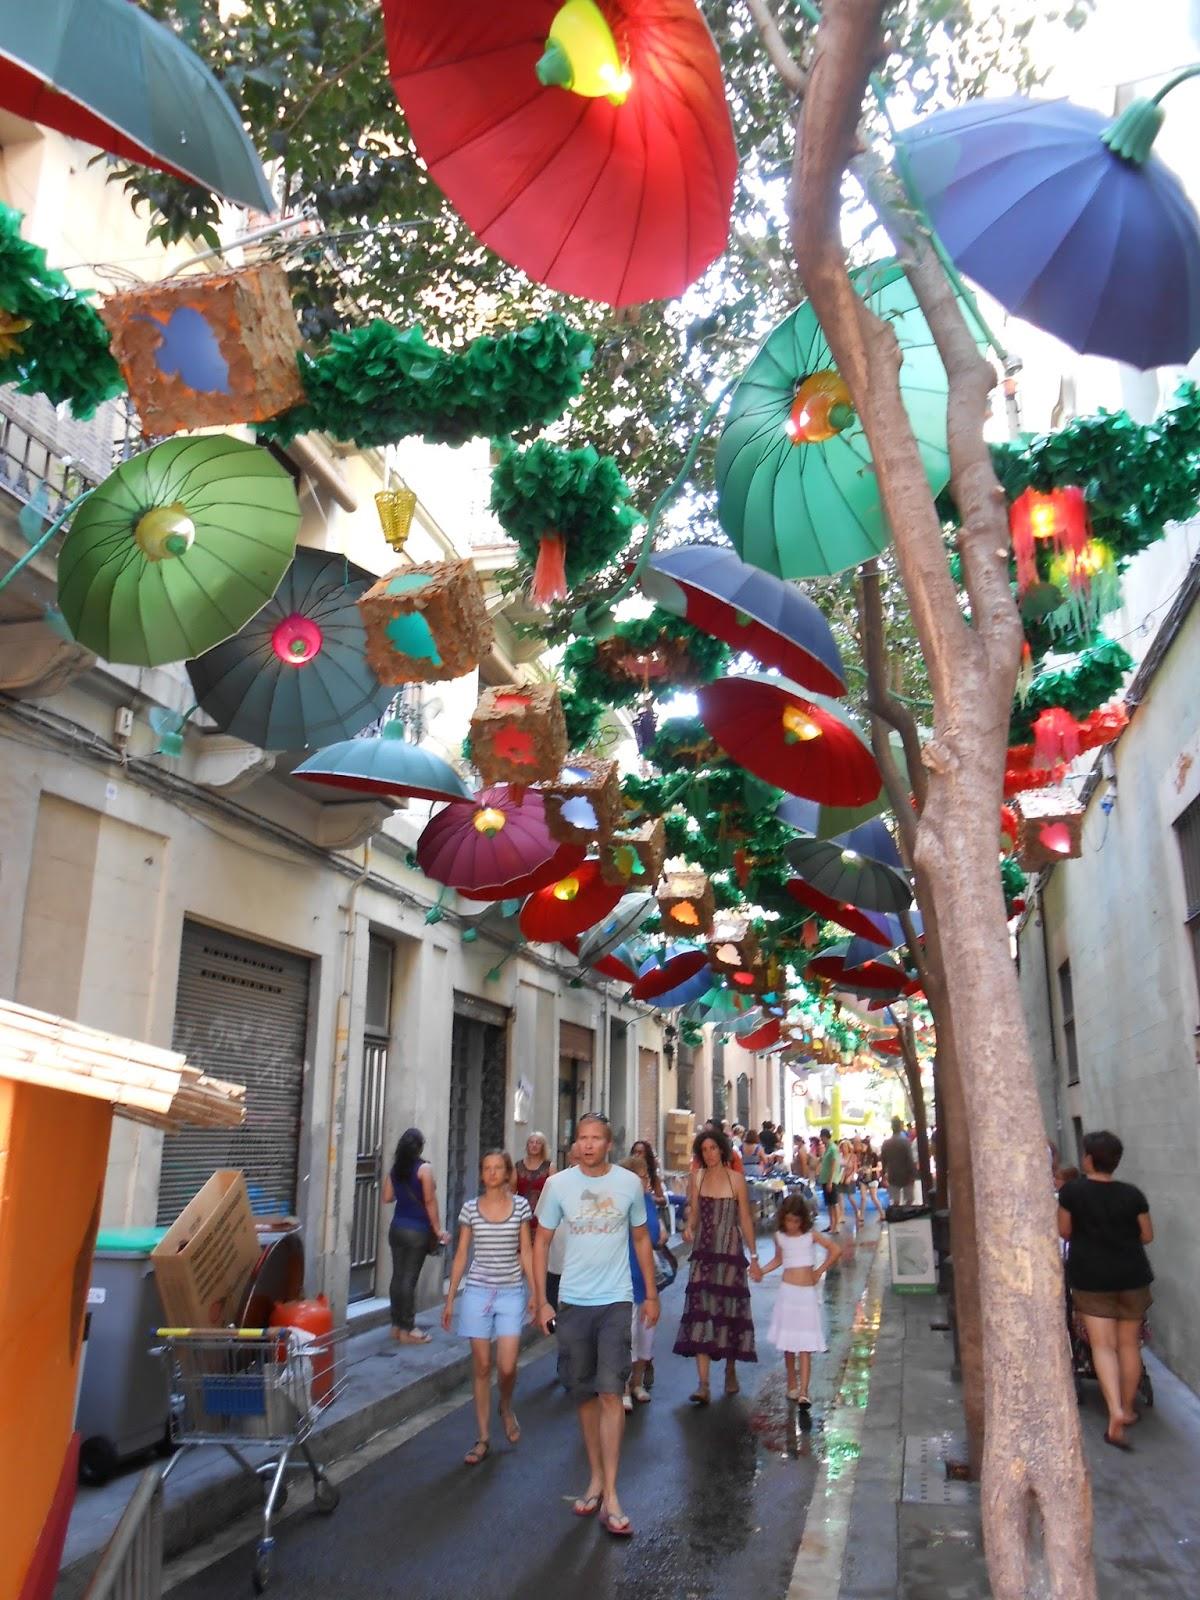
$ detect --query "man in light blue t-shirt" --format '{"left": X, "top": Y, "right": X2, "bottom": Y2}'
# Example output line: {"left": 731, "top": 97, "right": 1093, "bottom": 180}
{"left": 535, "top": 1112, "right": 659, "bottom": 1538}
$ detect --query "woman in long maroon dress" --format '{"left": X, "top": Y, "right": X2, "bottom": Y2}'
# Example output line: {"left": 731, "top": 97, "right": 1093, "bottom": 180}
{"left": 674, "top": 1127, "right": 758, "bottom": 1402}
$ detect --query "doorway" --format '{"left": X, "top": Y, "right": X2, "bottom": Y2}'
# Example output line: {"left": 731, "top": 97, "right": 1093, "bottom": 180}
{"left": 447, "top": 1004, "right": 509, "bottom": 1233}
{"left": 349, "top": 935, "right": 391, "bottom": 1303}
{"left": 638, "top": 1046, "right": 660, "bottom": 1148}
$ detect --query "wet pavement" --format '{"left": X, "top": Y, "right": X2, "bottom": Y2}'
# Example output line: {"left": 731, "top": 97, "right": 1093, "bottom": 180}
{"left": 168, "top": 1217, "right": 889, "bottom": 1600}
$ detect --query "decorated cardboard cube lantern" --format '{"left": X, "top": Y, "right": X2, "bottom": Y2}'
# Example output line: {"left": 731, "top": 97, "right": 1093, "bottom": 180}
{"left": 99, "top": 263, "right": 305, "bottom": 433}
{"left": 600, "top": 818, "right": 666, "bottom": 888}
{"left": 708, "top": 913, "right": 760, "bottom": 977}
{"left": 539, "top": 756, "right": 621, "bottom": 846}
{"left": 1016, "top": 788, "right": 1085, "bottom": 871}
{"left": 658, "top": 870, "right": 715, "bottom": 936}
{"left": 727, "top": 959, "right": 767, "bottom": 996}
{"left": 359, "top": 560, "right": 494, "bottom": 685}
{"left": 470, "top": 683, "right": 568, "bottom": 788}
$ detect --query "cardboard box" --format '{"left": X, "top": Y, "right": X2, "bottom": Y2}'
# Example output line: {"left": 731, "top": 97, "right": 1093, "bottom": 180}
{"left": 152, "top": 1170, "right": 260, "bottom": 1329}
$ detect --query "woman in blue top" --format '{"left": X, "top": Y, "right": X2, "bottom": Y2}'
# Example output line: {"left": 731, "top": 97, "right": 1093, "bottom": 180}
{"left": 382, "top": 1127, "right": 448, "bottom": 1344}
{"left": 621, "top": 1154, "right": 661, "bottom": 1409}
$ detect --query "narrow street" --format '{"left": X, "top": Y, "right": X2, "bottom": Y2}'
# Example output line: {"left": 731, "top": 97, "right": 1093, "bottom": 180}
{"left": 167, "top": 1225, "right": 885, "bottom": 1600}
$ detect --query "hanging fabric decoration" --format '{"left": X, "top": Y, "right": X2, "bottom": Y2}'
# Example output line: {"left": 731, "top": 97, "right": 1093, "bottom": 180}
{"left": 359, "top": 560, "right": 494, "bottom": 685}
{"left": 489, "top": 439, "right": 639, "bottom": 608}
{"left": 1031, "top": 707, "right": 1084, "bottom": 771}
{"left": 1046, "top": 539, "right": 1121, "bottom": 639}
{"left": 99, "top": 265, "right": 304, "bottom": 434}
{"left": 469, "top": 683, "right": 569, "bottom": 788}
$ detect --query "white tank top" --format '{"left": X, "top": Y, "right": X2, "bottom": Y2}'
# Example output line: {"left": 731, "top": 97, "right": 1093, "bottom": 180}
{"left": 777, "top": 1230, "right": 817, "bottom": 1268}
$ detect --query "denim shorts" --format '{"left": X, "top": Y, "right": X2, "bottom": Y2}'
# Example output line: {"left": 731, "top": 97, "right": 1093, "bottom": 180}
{"left": 457, "top": 1282, "right": 528, "bottom": 1340}
{"left": 556, "top": 1301, "right": 632, "bottom": 1404}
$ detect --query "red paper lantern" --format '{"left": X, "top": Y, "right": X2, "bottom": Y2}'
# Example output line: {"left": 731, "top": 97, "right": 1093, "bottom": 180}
{"left": 1009, "top": 486, "right": 1090, "bottom": 594}
{"left": 1032, "top": 707, "right": 1083, "bottom": 771}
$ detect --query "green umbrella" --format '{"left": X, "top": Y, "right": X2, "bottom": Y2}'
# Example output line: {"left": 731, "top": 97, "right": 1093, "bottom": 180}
{"left": 716, "top": 260, "right": 962, "bottom": 578}
{"left": 0, "top": 0, "right": 274, "bottom": 211}
{"left": 58, "top": 436, "right": 300, "bottom": 667}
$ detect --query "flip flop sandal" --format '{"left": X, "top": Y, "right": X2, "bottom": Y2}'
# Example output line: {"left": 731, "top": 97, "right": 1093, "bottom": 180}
{"left": 600, "top": 1510, "right": 635, "bottom": 1538}
{"left": 689, "top": 1387, "right": 711, "bottom": 1406}
{"left": 573, "top": 1493, "right": 603, "bottom": 1517}
{"left": 1103, "top": 1432, "right": 1134, "bottom": 1452}
{"left": 464, "top": 1440, "right": 490, "bottom": 1466}
{"left": 500, "top": 1410, "right": 521, "bottom": 1444}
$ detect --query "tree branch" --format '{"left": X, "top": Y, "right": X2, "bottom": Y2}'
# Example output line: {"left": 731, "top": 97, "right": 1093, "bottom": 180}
{"left": 743, "top": 0, "right": 808, "bottom": 94}
{"left": 789, "top": 0, "right": 981, "bottom": 719}
{"left": 854, "top": 150, "right": 1023, "bottom": 696}
{"left": 858, "top": 559, "right": 928, "bottom": 840}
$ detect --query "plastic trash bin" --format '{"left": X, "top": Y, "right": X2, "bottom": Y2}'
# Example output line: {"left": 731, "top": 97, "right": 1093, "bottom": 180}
{"left": 75, "top": 1227, "right": 171, "bottom": 1485}
{"left": 885, "top": 1203, "right": 937, "bottom": 1292}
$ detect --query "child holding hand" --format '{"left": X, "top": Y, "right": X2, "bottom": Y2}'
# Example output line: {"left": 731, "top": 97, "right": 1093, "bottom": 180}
{"left": 756, "top": 1193, "right": 840, "bottom": 1413}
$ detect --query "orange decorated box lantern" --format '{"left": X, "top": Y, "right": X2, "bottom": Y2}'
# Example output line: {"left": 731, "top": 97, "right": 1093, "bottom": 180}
{"left": 470, "top": 682, "right": 568, "bottom": 787}
{"left": 657, "top": 869, "right": 715, "bottom": 936}
{"left": 359, "top": 560, "right": 494, "bottom": 685}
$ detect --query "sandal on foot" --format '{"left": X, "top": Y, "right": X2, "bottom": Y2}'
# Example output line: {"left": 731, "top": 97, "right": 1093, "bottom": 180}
{"left": 464, "top": 1440, "right": 490, "bottom": 1466}
{"left": 500, "top": 1409, "right": 521, "bottom": 1444}
{"left": 689, "top": 1386, "right": 711, "bottom": 1406}
{"left": 572, "top": 1493, "right": 602, "bottom": 1517}
{"left": 632, "top": 1386, "right": 652, "bottom": 1404}
{"left": 1103, "top": 1431, "right": 1133, "bottom": 1452}
{"left": 600, "top": 1509, "right": 634, "bottom": 1538}
{"left": 797, "top": 1395, "right": 812, "bottom": 1411}
{"left": 786, "top": 1387, "right": 801, "bottom": 1402}
{"left": 725, "top": 1373, "right": 740, "bottom": 1396}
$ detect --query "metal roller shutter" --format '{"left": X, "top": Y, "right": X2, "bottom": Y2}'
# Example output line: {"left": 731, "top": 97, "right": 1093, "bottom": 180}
{"left": 157, "top": 921, "right": 312, "bottom": 1225}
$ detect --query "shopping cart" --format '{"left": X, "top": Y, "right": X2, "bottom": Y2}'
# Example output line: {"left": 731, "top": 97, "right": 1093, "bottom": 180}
{"left": 156, "top": 1325, "right": 349, "bottom": 1593}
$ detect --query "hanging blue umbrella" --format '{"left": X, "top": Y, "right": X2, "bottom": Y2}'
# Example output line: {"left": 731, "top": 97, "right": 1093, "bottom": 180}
{"left": 575, "top": 894, "right": 657, "bottom": 968}
{"left": 187, "top": 547, "right": 394, "bottom": 751}
{"left": 781, "top": 809, "right": 904, "bottom": 871}
{"left": 293, "top": 723, "right": 473, "bottom": 804}
{"left": 642, "top": 543, "right": 845, "bottom": 697}
{"left": 786, "top": 825, "right": 912, "bottom": 914}
{"left": 897, "top": 94, "right": 1200, "bottom": 368}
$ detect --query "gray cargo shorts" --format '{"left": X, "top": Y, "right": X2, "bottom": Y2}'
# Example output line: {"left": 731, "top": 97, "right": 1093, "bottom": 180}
{"left": 556, "top": 1301, "right": 632, "bottom": 1404}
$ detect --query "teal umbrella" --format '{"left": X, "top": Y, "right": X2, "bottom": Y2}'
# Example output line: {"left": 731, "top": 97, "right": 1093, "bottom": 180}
{"left": 716, "top": 260, "right": 962, "bottom": 578}
{"left": 294, "top": 724, "right": 473, "bottom": 804}
{"left": 187, "top": 548, "right": 394, "bottom": 751}
{"left": 0, "top": 0, "right": 274, "bottom": 210}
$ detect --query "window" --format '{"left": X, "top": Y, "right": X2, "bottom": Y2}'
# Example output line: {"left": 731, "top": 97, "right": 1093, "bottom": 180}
{"left": 676, "top": 1045, "right": 693, "bottom": 1111}
{"left": 1175, "top": 795, "right": 1200, "bottom": 1004}
{"left": 1058, "top": 959, "right": 1080, "bottom": 1087}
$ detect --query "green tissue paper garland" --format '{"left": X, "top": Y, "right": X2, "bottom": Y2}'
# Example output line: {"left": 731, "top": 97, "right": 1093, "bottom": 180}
{"left": 0, "top": 203, "right": 124, "bottom": 419}
{"left": 258, "top": 315, "right": 593, "bottom": 450}
{"left": 489, "top": 438, "right": 639, "bottom": 588}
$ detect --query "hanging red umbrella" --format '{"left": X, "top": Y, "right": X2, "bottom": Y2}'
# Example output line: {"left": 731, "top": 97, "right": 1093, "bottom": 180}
{"left": 871, "top": 1036, "right": 904, "bottom": 1057}
{"left": 417, "top": 785, "right": 580, "bottom": 893}
{"left": 457, "top": 840, "right": 586, "bottom": 903}
{"left": 808, "top": 941, "right": 908, "bottom": 993}
{"left": 699, "top": 674, "right": 880, "bottom": 806}
{"left": 520, "top": 860, "right": 623, "bottom": 942}
{"left": 629, "top": 943, "right": 709, "bottom": 1002}
{"left": 784, "top": 880, "right": 889, "bottom": 945}
{"left": 383, "top": 0, "right": 736, "bottom": 306}
{"left": 738, "top": 1017, "right": 782, "bottom": 1052}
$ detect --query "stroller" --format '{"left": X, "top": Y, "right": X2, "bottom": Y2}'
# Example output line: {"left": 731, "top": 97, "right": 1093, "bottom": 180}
{"left": 1064, "top": 1279, "right": 1154, "bottom": 1409}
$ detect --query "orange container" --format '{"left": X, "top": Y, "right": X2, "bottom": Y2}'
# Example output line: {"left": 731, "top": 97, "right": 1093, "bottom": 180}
{"left": 272, "top": 1296, "right": 335, "bottom": 1407}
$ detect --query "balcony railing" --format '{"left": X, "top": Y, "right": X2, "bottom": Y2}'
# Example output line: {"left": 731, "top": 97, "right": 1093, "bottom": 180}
{"left": 0, "top": 384, "right": 143, "bottom": 521}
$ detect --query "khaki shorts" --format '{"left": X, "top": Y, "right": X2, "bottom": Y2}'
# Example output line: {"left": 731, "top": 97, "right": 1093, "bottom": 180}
{"left": 1072, "top": 1284, "right": 1152, "bottom": 1321}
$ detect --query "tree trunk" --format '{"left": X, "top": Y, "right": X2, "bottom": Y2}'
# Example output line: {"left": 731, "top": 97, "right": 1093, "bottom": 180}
{"left": 787, "top": 4, "right": 1097, "bottom": 1593}
{"left": 896, "top": 1019, "right": 932, "bottom": 1193}
{"left": 918, "top": 896, "right": 986, "bottom": 1480}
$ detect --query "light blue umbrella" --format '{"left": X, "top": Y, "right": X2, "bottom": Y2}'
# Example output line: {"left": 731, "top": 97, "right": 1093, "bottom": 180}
{"left": 293, "top": 723, "right": 473, "bottom": 803}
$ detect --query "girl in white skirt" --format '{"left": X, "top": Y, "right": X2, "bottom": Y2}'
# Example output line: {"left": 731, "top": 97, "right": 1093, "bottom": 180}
{"left": 757, "top": 1193, "right": 841, "bottom": 1411}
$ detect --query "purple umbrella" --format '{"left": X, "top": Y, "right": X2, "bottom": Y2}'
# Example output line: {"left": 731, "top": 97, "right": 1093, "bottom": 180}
{"left": 416, "top": 785, "right": 572, "bottom": 892}
{"left": 898, "top": 94, "right": 1200, "bottom": 368}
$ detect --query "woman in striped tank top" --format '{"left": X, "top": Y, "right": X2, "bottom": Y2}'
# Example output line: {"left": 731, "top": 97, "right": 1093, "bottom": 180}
{"left": 443, "top": 1149, "right": 535, "bottom": 1466}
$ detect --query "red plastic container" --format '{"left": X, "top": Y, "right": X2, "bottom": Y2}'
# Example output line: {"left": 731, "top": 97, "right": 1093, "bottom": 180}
{"left": 272, "top": 1296, "right": 334, "bottom": 1407}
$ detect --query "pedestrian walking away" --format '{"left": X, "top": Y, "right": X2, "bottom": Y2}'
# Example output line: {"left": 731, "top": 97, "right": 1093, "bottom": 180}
{"left": 839, "top": 1139, "right": 864, "bottom": 1226}
{"left": 675, "top": 1125, "right": 758, "bottom": 1404}
{"left": 383, "top": 1127, "right": 448, "bottom": 1344}
{"left": 816, "top": 1128, "right": 842, "bottom": 1230}
{"left": 620, "top": 1154, "right": 660, "bottom": 1410}
{"left": 754, "top": 1192, "right": 841, "bottom": 1418}
{"left": 512, "top": 1130, "right": 555, "bottom": 1230}
{"left": 442, "top": 1149, "right": 535, "bottom": 1465}
{"left": 534, "top": 1113, "right": 659, "bottom": 1537}
{"left": 1058, "top": 1129, "right": 1155, "bottom": 1451}
{"left": 880, "top": 1116, "right": 918, "bottom": 1207}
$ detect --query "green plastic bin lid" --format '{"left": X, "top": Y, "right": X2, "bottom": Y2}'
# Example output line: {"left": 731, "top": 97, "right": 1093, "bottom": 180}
{"left": 94, "top": 1226, "right": 169, "bottom": 1253}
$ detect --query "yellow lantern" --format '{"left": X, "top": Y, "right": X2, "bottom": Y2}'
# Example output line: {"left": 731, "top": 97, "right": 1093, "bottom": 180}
{"left": 536, "top": 0, "right": 631, "bottom": 104}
